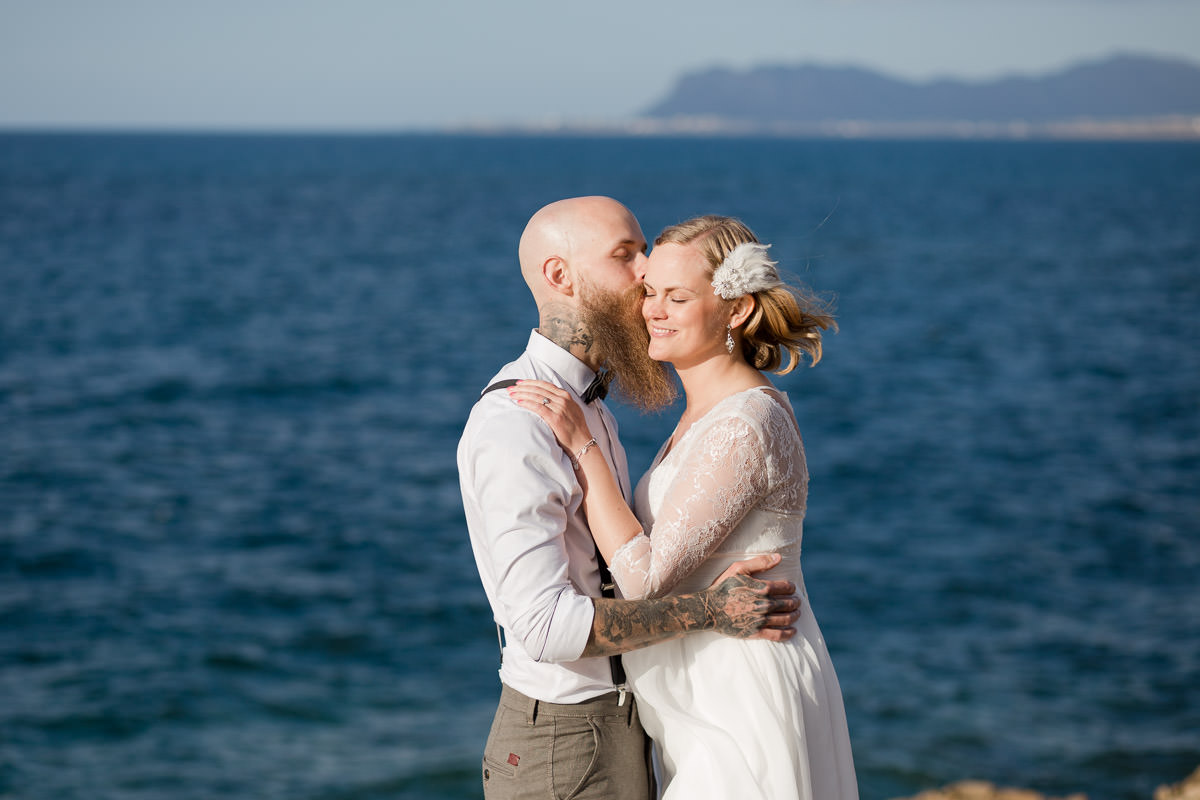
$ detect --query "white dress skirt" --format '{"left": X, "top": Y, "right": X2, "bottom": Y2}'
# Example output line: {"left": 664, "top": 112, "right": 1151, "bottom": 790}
{"left": 612, "top": 387, "right": 858, "bottom": 799}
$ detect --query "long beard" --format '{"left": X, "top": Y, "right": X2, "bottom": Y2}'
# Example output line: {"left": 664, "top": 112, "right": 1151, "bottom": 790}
{"left": 580, "top": 284, "right": 678, "bottom": 412}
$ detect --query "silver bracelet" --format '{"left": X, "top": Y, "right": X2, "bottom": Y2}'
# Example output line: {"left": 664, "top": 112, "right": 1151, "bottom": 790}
{"left": 570, "top": 438, "right": 598, "bottom": 470}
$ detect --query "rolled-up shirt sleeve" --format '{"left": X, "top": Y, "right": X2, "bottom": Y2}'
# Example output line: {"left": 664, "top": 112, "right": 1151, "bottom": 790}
{"left": 464, "top": 409, "right": 596, "bottom": 664}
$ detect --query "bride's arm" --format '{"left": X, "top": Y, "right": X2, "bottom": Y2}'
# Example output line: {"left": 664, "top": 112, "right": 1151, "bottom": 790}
{"left": 610, "top": 413, "right": 768, "bottom": 598}
{"left": 508, "top": 380, "right": 643, "bottom": 565}
{"left": 511, "top": 380, "right": 771, "bottom": 599}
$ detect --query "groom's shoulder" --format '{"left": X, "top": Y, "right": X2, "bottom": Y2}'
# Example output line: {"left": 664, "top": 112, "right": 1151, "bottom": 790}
{"left": 463, "top": 358, "right": 546, "bottom": 435}
{"left": 469, "top": 358, "right": 526, "bottom": 410}
{"left": 460, "top": 370, "right": 564, "bottom": 476}
{"left": 467, "top": 351, "right": 527, "bottom": 405}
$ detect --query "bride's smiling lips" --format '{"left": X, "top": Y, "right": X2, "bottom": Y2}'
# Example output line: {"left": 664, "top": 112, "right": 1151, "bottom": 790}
{"left": 648, "top": 324, "right": 675, "bottom": 338}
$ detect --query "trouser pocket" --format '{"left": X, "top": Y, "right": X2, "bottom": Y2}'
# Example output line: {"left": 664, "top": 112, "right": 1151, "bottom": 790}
{"left": 481, "top": 706, "right": 520, "bottom": 798}
{"left": 550, "top": 715, "right": 601, "bottom": 800}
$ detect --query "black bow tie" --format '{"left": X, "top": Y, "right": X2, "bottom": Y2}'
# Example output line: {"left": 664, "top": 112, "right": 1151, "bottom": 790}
{"left": 581, "top": 371, "right": 612, "bottom": 403}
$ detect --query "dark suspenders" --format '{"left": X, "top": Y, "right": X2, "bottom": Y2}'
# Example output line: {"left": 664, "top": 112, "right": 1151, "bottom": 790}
{"left": 479, "top": 379, "right": 626, "bottom": 689}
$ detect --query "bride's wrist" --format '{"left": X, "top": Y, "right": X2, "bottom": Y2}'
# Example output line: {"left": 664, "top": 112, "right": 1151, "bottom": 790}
{"left": 569, "top": 438, "right": 599, "bottom": 470}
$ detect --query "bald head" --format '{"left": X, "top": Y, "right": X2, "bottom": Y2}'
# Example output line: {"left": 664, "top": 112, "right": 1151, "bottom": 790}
{"left": 518, "top": 196, "right": 646, "bottom": 308}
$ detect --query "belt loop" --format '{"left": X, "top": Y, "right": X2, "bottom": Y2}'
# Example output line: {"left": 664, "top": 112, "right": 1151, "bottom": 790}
{"left": 527, "top": 698, "right": 538, "bottom": 726}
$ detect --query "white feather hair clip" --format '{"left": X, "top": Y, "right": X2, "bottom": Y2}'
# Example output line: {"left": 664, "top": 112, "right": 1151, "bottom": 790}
{"left": 710, "top": 242, "right": 783, "bottom": 300}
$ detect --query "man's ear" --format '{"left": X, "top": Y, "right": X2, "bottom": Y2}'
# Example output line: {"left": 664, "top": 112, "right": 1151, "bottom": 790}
{"left": 542, "top": 256, "right": 575, "bottom": 296}
{"left": 729, "top": 295, "right": 755, "bottom": 330}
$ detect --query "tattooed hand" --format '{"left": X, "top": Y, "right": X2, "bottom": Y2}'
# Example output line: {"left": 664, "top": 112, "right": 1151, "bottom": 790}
{"left": 701, "top": 564, "right": 801, "bottom": 641}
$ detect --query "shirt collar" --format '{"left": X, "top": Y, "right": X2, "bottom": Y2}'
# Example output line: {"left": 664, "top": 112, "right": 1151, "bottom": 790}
{"left": 526, "top": 330, "right": 602, "bottom": 399}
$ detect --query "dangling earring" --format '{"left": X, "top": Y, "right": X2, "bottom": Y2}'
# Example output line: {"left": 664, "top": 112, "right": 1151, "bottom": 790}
{"left": 725, "top": 325, "right": 735, "bottom": 354}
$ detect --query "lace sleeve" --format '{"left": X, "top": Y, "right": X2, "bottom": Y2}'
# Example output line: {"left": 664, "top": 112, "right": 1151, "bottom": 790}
{"left": 610, "top": 411, "right": 768, "bottom": 599}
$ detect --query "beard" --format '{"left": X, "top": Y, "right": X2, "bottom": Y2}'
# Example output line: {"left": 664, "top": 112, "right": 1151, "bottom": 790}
{"left": 579, "top": 283, "right": 678, "bottom": 412}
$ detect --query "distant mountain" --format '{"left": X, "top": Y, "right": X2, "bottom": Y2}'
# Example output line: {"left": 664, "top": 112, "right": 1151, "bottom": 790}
{"left": 642, "top": 54, "right": 1200, "bottom": 126}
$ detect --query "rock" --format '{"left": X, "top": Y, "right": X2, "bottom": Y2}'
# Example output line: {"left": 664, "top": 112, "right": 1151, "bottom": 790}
{"left": 1156, "top": 766, "right": 1200, "bottom": 800}
{"left": 890, "top": 765, "right": 1200, "bottom": 800}
{"left": 893, "top": 780, "right": 1085, "bottom": 800}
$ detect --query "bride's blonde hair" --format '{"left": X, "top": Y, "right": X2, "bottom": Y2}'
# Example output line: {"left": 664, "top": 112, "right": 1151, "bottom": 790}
{"left": 654, "top": 215, "right": 836, "bottom": 374}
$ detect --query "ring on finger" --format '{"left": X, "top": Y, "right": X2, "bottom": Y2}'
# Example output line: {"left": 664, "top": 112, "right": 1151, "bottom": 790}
{"left": 542, "top": 397, "right": 550, "bottom": 405}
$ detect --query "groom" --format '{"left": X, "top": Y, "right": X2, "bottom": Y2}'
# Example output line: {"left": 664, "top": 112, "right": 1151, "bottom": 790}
{"left": 458, "top": 196, "right": 801, "bottom": 800}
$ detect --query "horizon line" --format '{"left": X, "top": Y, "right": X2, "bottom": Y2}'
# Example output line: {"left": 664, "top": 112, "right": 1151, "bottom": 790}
{"left": 2, "top": 114, "right": 1200, "bottom": 142}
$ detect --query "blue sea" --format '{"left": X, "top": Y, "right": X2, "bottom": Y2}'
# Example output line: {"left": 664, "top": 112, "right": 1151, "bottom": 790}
{"left": 1, "top": 133, "right": 1197, "bottom": 800}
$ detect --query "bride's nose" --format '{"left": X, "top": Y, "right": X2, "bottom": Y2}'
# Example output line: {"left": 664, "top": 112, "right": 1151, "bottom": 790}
{"left": 643, "top": 295, "right": 665, "bottom": 319}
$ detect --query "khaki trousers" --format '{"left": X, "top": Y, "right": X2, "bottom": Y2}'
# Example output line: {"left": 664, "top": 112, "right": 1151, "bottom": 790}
{"left": 481, "top": 684, "right": 654, "bottom": 800}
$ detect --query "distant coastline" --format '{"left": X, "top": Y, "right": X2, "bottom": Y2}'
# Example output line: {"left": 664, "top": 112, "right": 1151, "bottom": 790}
{"left": 437, "top": 52, "right": 1200, "bottom": 141}
{"left": 3, "top": 117, "right": 1199, "bottom": 141}
{"left": 5, "top": 52, "right": 1200, "bottom": 141}
{"left": 625, "top": 53, "right": 1200, "bottom": 140}
{"left": 6, "top": 51, "right": 1200, "bottom": 141}
{"left": 444, "top": 114, "right": 1200, "bottom": 141}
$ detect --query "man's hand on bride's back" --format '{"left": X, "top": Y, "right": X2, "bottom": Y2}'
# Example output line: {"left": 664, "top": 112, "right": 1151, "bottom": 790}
{"left": 705, "top": 554, "right": 801, "bottom": 641}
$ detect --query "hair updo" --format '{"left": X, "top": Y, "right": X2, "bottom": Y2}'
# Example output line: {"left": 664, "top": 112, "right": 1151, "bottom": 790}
{"left": 654, "top": 215, "right": 836, "bottom": 374}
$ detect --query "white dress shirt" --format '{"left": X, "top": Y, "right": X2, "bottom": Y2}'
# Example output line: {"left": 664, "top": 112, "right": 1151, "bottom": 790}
{"left": 458, "top": 331, "right": 632, "bottom": 704}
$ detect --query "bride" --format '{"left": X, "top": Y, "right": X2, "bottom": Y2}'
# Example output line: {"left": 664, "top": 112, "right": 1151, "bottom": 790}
{"left": 510, "top": 215, "right": 858, "bottom": 799}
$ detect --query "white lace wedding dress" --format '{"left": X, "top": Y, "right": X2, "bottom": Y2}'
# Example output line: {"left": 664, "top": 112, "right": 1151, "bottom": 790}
{"left": 614, "top": 386, "right": 858, "bottom": 799}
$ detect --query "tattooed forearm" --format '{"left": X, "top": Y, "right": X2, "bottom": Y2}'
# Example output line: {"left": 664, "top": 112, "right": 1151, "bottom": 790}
{"left": 539, "top": 302, "right": 594, "bottom": 354}
{"left": 583, "top": 596, "right": 700, "bottom": 657}
{"left": 582, "top": 575, "right": 772, "bottom": 657}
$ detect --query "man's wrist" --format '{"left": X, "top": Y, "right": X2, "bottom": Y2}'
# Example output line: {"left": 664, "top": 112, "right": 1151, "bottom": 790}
{"left": 690, "top": 588, "right": 719, "bottom": 632}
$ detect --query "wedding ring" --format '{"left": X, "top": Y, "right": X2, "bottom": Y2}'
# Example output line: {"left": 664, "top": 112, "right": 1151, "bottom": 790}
{"left": 542, "top": 397, "right": 550, "bottom": 405}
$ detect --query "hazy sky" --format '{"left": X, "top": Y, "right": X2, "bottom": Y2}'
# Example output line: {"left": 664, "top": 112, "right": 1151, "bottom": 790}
{"left": 2, "top": 0, "right": 1198, "bottom": 130}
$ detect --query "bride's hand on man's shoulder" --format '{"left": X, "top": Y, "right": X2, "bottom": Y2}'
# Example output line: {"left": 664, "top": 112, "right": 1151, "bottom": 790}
{"left": 506, "top": 379, "right": 594, "bottom": 454}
